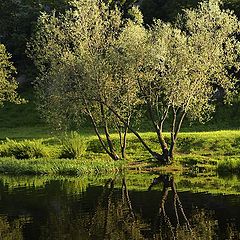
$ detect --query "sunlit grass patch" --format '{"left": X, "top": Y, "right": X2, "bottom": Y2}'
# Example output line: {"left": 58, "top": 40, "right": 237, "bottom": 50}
{"left": 59, "top": 131, "right": 87, "bottom": 159}
{"left": 0, "top": 158, "right": 124, "bottom": 176}
{"left": 0, "top": 138, "right": 51, "bottom": 159}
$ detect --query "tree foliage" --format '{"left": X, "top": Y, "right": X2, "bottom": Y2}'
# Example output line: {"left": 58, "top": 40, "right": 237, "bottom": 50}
{"left": 110, "top": 0, "right": 240, "bottom": 162}
{"left": 0, "top": 0, "right": 69, "bottom": 73}
{"left": 30, "top": 0, "right": 240, "bottom": 163}
{"left": 0, "top": 44, "right": 23, "bottom": 107}
{"left": 29, "top": 0, "right": 143, "bottom": 160}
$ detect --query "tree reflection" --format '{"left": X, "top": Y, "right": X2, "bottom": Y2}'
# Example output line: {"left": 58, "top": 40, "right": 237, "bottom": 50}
{"left": 148, "top": 174, "right": 219, "bottom": 240}
{"left": 39, "top": 178, "right": 146, "bottom": 240}
{"left": 88, "top": 178, "right": 145, "bottom": 240}
{"left": 38, "top": 176, "right": 240, "bottom": 240}
{"left": 148, "top": 174, "right": 191, "bottom": 239}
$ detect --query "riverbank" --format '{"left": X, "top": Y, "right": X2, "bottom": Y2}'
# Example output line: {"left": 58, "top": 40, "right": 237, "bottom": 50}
{"left": 0, "top": 127, "right": 239, "bottom": 176}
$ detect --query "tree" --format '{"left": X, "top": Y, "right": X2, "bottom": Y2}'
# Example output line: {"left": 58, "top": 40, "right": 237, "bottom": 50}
{"left": 102, "top": 0, "right": 240, "bottom": 163}
{"left": 29, "top": 0, "right": 141, "bottom": 160}
{"left": 0, "top": 44, "right": 23, "bottom": 107}
{"left": 30, "top": 0, "right": 239, "bottom": 163}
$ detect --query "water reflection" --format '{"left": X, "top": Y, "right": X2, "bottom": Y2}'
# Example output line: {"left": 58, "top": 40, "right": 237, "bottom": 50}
{"left": 148, "top": 175, "right": 217, "bottom": 239}
{"left": 0, "top": 175, "right": 240, "bottom": 239}
{"left": 0, "top": 216, "right": 30, "bottom": 240}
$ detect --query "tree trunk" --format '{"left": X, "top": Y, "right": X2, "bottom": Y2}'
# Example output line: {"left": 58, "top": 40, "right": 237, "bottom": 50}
{"left": 104, "top": 124, "right": 120, "bottom": 160}
{"left": 99, "top": 101, "right": 173, "bottom": 164}
{"left": 121, "top": 125, "right": 128, "bottom": 159}
{"left": 169, "top": 111, "right": 186, "bottom": 160}
{"left": 156, "top": 125, "right": 171, "bottom": 164}
{"left": 100, "top": 103, "right": 120, "bottom": 160}
{"left": 146, "top": 102, "right": 171, "bottom": 164}
{"left": 85, "top": 105, "right": 119, "bottom": 161}
{"left": 169, "top": 142, "right": 175, "bottom": 160}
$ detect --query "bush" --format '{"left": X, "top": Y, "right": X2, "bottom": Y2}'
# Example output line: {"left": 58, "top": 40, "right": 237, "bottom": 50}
{"left": 217, "top": 158, "right": 240, "bottom": 175}
{"left": 59, "top": 132, "right": 87, "bottom": 159}
{"left": 0, "top": 138, "right": 49, "bottom": 159}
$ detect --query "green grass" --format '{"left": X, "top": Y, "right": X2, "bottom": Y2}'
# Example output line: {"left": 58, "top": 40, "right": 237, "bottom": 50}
{"left": 0, "top": 87, "right": 43, "bottom": 128}
{"left": 0, "top": 157, "right": 124, "bottom": 176}
{"left": 0, "top": 130, "right": 239, "bottom": 175}
{"left": 0, "top": 86, "right": 240, "bottom": 175}
{"left": 217, "top": 157, "right": 240, "bottom": 175}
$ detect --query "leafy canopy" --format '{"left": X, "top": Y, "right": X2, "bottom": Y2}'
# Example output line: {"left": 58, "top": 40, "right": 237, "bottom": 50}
{"left": 0, "top": 44, "right": 24, "bottom": 107}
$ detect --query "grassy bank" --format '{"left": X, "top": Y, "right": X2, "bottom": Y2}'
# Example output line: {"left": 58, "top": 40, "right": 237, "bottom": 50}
{"left": 0, "top": 157, "right": 124, "bottom": 176}
{"left": 0, "top": 128, "right": 239, "bottom": 175}
{"left": 0, "top": 87, "right": 239, "bottom": 176}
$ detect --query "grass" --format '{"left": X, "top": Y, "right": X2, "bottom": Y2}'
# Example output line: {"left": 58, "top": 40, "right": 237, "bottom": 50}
{"left": 0, "top": 157, "right": 124, "bottom": 176}
{"left": 217, "top": 157, "right": 240, "bottom": 175}
{"left": 0, "top": 129, "right": 239, "bottom": 175}
{"left": 0, "top": 87, "right": 239, "bottom": 175}
{"left": 59, "top": 131, "right": 87, "bottom": 159}
{"left": 0, "top": 86, "right": 43, "bottom": 128}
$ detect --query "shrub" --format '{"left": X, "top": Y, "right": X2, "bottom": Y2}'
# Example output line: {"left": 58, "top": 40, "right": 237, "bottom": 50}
{"left": 217, "top": 158, "right": 240, "bottom": 175}
{"left": 59, "top": 132, "right": 87, "bottom": 159}
{"left": 0, "top": 138, "right": 49, "bottom": 159}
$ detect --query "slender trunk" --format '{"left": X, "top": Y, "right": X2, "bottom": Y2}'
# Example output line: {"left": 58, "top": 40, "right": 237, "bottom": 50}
{"left": 147, "top": 102, "right": 168, "bottom": 151}
{"left": 101, "top": 102, "right": 164, "bottom": 161}
{"left": 169, "top": 108, "right": 177, "bottom": 160}
{"left": 121, "top": 115, "right": 130, "bottom": 159}
{"left": 121, "top": 126, "right": 128, "bottom": 159}
{"left": 100, "top": 103, "right": 119, "bottom": 160}
{"left": 146, "top": 102, "right": 170, "bottom": 164}
{"left": 116, "top": 123, "right": 127, "bottom": 159}
{"left": 156, "top": 124, "right": 170, "bottom": 164}
{"left": 169, "top": 112, "right": 186, "bottom": 159}
{"left": 86, "top": 106, "right": 118, "bottom": 160}
{"left": 97, "top": 100, "right": 171, "bottom": 164}
{"left": 104, "top": 123, "right": 119, "bottom": 160}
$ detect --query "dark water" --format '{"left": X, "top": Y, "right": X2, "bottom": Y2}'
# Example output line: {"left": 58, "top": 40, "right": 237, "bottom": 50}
{"left": 0, "top": 175, "right": 240, "bottom": 240}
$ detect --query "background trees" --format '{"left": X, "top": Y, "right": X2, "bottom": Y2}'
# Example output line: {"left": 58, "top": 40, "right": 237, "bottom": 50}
{"left": 1, "top": 0, "right": 240, "bottom": 78}
{"left": 0, "top": 0, "right": 69, "bottom": 76}
{"left": 0, "top": 44, "right": 24, "bottom": 107}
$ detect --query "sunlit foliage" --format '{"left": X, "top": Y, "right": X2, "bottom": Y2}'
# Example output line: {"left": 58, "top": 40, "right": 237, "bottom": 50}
{"left": 0, "top": 44, "right": 24, "bottom": 107}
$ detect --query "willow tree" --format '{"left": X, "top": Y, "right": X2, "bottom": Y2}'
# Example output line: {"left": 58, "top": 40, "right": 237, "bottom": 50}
{"left": 29, "top": 0, "right": 141, "bottom": 160}
{"left": 103, "top": 0, "right": 240, "bottom": 163}
{"left": 0, "top": 44, "right": 23, "bottom": 107}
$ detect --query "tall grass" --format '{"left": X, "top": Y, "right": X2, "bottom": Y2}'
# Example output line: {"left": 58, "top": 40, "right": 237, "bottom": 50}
{"left": 0, "top": 129, "right": 240, "bottom": 175}
{"left": 0, "top": 158, "right": 124, "bottom": 176}
{"left": 59, "top": 131, "right": 87, "bottom": 159}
